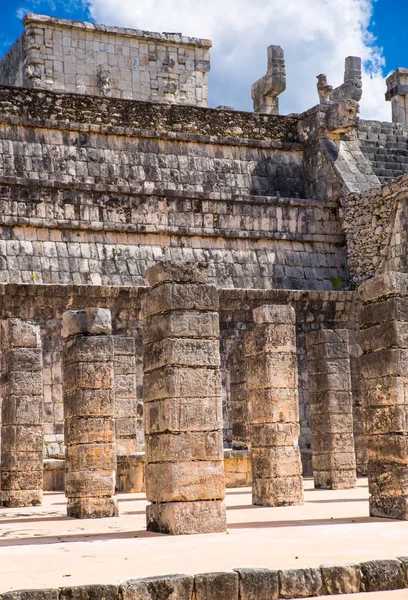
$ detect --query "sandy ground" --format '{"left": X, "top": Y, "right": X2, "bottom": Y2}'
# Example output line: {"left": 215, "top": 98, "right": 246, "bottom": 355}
{"left": 1, "top": 478, "right": 408, "bottom": 594}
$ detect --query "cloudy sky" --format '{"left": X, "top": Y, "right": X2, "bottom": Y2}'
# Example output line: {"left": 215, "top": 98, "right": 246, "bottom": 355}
{"left": 2, "top": 0, "right": 408, "bottom": 121}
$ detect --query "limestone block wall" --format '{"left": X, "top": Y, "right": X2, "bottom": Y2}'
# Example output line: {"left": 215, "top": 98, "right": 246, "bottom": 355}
{"left": 0, "top": 87, "right": 348, "bottom": 292}
{"left": 0, "top": 14, "right": 211, "bottom": 106}
{"left": 358, "top": 120, "right": 408, "bottom": 183}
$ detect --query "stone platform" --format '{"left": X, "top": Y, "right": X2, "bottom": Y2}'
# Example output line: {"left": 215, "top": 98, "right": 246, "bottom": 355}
{"left": 1, "top": 478, "right": 408, "bottom": 596}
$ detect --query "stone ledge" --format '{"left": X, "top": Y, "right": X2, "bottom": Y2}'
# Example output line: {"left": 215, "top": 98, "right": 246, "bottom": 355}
{"left": 0, "top": 86, "right": 300, "bottom": 143}
{"left": 0, "top": 218, "right": 345, "bottom": 245}
{"left": 2, "top": 558, "right": 407, "bottom": 599}
{"left": 23, "top": 13, "right": 212, "bottom": 48}
{"left": 0, "top": 179, "right": 333, "bottom": 207}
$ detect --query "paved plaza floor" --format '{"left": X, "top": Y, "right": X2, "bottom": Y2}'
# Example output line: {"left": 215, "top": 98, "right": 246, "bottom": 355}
{"left": 1, "top": 478, "right": 408, "bottom": 593}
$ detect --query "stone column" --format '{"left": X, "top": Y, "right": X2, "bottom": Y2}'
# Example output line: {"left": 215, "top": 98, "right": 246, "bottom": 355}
{"left": 349, "top": 335, "right": 367, "bottom": 476}
{"left": 229, "top": 344, "right": 249, "bottom": 450}
{"left": 386, "top": 69, "right": 408, "bottom": 124}
{"left": 62, "top": 308, "right": 118, "bottom": 519}
{"left": 306, "top": 329, "right": 357, "bottom": 490}
{"left": 142, "top": 262, "right": 226, "bottom": 535}
{"left": 0, "top": 319, "right": 44, "bottom": 507}
{"left": 360, "top": 272, "right": 408, "bottom": 519}
{"left": 114, "top": 337, "right": 143, "bottom": 455}
{"left": 245, "top": 305, "right": 303, "bottom": 507}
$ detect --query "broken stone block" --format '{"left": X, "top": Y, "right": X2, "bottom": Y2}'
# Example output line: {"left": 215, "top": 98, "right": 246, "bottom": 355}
{"left": 279, "top": 567, "right": 324, "bottom": 599}
{"left": 194, "top": 572, "right": 238, "bottom": 600}
{"left": 360, "top": 559, "right": 406, "bottom": 593}
{"left": 146, "top": 500, "right": 226, "bottom": 535}
{"left": 321, "top": 563, "right": 361, "bottom": 595}
{"left": 121, "top": 575, "right": 194, "bottom": 600}
{"left": 234, "top": 568, "right": 279, "bottom": 600}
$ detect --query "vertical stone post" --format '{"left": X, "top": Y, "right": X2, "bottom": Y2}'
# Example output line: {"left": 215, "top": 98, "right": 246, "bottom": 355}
{"left": 0, "top": 319, "right": 44, "bottom": 507}
{"left": 142, "top": 262, "right": 226, "bottom": 535}
{"left": 349, "top": 335, "right": 367, "bottom": 476}
{"left": 386, "top": 69, "right": 408, "bottom": 124}
{"left": 245, "top": 305, "right": 304, "bottom": 507}
{"left": 229, "top": 344, "right": 249, "bottom": 450}
{"left": 114, "top": 337, "right": 142, "bottom": 455}
{"left": 360, "top": 272, "right": 408, "bottom": 519}
{"left": 62, "top": 308, "right": 118, "bottom": 519}
{"left": 306, "top": 329, "right": 357, "bottom": 490}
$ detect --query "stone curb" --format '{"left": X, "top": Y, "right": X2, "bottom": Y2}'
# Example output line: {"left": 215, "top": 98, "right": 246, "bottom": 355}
{"left": 2, "top": 558, "right": 407, "bottom": 599}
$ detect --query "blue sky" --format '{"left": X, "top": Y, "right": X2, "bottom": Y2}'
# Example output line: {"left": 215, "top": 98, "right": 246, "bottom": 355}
{"left": 0, "top": 0, "right": 407, "bottom": 120}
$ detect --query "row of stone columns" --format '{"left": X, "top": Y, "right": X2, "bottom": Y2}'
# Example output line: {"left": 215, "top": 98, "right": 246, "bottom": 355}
{"left": 3, "top": 265, "right": 408, "bottom": 528}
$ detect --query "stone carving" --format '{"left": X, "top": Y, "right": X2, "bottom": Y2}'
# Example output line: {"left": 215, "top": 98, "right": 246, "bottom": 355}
{"left": 251, "top": 45, "right": 286, "bottom": 114}
{"left": 307, "top": 329, "right": 357, "bottom": 490}
{"left": 245, "top": 305, "right": 304, "bottom": 507}
{"left": 386, "top": 68, "right": 408, "bottom": 124}
{"left": 315, "top": 57, "right": 362, "bottom": 133}
{"left": 316, "top": 74, "right": 333, "bottom": 105}
{"left": 24, "top": 61, "right": 42, "bottom": 87}
{"left": 97, "top": 66, "right": 112, "bottom": 97}
{"left": 62, "top": 308, "right": 118, "bottom": 519}
{"left": 142, "top": 262, "right": 226, "bottom": 534}
{"left": 0, "top": 319, "right": 44, "bottom": 507}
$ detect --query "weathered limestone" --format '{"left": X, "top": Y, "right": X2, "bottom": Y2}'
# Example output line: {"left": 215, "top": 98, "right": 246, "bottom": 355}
{"left": 251, "top": 45, "right": 286, "bottom": 114}
{"left": 62, "top": 308, "right": 118, "bottom": 519}
{"left": 142, "top": 262, "right": 226, "bottom": 534}
{"left": 306, "top": 329, "right": 357, "bottom": 489}
{"left": 386, "top": 69, "right": 408, "bottom": 124}
{"left": 0, "top": 14, "right": 211, "bottom": 106}
{"left": 0, "top": 319, "right": 44, "bottom": 507}
{"left": 113, "top": 337, "right": 142, "bottom": 455}
{"left": 317, "top": 57, "right": 362, "bottom": 105}
{"left": 245, "top": 305, "right": 304, "bottom": 507}
{"left": 360, "top": 272, "right": 408, "bottom": 519}
{"left": 228, "top": 344, "right": 249, "bottom": 450}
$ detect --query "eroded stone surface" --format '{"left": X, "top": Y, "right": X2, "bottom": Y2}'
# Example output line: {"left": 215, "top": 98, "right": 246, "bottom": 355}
{"left": 245, "top": 304, "right": 303, "bottom": 507}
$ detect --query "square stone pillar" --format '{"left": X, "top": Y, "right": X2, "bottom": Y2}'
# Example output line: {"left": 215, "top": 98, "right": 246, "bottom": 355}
{"left": 306, "top": 329, "right": 357, "bottom": 490}
{"left": 62, "top": 308, "right": 118, "bottom": 519}
{"left": 245, "top": 305, "right": 304, "bottom": 507}
{"left": 142, "top": 262, "right": 226, "bottom": 535}
{"left": 114, "top": 337, "right": 143, "bottom": 455}
{"left": 0, "top": 319, "right": 44, "bottom": 507}
{"left": 228, "top": 344, "right": 249, "bottom": 450}
{"left": 386, "top": 69, "right": 408, "bottom": 124}
{"left": 360, "top": 272, "right": 408, "bottom": 519}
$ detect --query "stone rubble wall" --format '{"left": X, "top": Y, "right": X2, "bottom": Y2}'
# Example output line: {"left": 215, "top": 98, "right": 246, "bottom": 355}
{"left": 0, "top": 85, "right": 299, "bottom": 141}
{"left": 2, "top": 558, "right": 408, "bottom": 599}
{"left": 0, "top": 14, "right": 211, "bottom": 106}
{"left": 339, "top": 174, "right": 408, "bottom": 286}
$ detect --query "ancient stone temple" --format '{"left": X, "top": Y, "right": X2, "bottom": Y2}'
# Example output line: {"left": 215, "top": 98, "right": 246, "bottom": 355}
{"left": 2, "top": 11, "right": 408, "bottom": 524}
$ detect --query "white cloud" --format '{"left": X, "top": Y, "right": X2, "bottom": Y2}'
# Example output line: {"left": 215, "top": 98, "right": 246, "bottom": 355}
{"left": 86, "top": 0, "right": 391, "bottom": 121}
{"left": 16, "top": 7, "right": 29, "bottom": 19}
